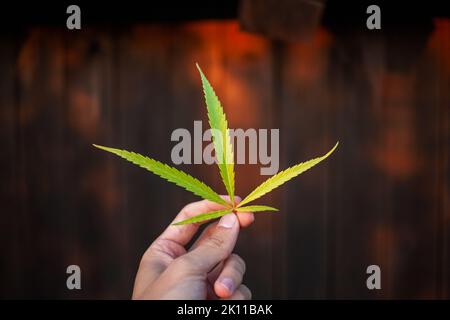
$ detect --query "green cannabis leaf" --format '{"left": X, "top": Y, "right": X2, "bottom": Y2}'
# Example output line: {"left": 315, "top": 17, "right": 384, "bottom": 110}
{"left": 196, "top": 64, "right": 235, "bottom": 204}
{"left": 94, "top": 64, "right": 338, "bottom": 226}
{"left": 172, "top": 208, "right": 234, "bottom": 226}
{"left": 237, "top": 142, "right": 339, "bottom": 208}
{"left": 235, "top": 205, "right": 279, "bottom": 213}
{"left": 171, "top": 205, "right": 280, "bottom": 226}
{"left": 92, "top": 144, "right": 229, "bottom": 207}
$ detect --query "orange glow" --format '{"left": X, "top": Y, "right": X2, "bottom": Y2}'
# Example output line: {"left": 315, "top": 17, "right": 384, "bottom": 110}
{"left": 427, "top": 18, "right": 450, "bottom": 75}
{"left": 68, "top": 88, "right": 101, "bottom": 140}
{"left": 287, "top": 28, "right": 333, "bottom": 84}
{"left": 372, "top": 72, "right": 421, "bottom": 179}
{"left": 17, "top": 30, "right": 40, "bottom": 88}
{"left": 182, "top": 21, "right": 271, "bottom": 128}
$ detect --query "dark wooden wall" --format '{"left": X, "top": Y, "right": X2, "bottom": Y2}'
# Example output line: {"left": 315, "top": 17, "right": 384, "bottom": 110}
{"left": 0, "top": 20, "right": 449, "bottom": 299}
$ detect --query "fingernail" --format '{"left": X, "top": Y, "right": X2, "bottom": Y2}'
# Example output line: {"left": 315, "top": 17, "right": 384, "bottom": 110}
{"left": 218, "top": 213, "right": 236, "bottom": 229}
{"left": 219, "top": 277, "right": 234, "bottom": 293}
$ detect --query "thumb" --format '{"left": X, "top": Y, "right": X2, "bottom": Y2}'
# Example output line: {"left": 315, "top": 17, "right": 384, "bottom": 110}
{"left": 183, "top": 213, "right": 239, "bottom": 273}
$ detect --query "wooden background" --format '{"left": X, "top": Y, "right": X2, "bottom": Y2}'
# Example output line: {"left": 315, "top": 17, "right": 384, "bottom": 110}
{"left": 0, "top": 19, "right": 449, "bottom": 299}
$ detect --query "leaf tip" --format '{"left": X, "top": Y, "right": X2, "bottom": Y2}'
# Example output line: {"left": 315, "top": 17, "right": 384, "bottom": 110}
{"left": 195, "top": 63, "right": 203, "bottom": 75}
{"left": 92, "top": 144, "right": 110, "bottom": 152}
{"left": 328, "top": 141, "right": 339, "bottom": 156}
{"left": 92, "top": 143, "right": 103, "bottom": 150}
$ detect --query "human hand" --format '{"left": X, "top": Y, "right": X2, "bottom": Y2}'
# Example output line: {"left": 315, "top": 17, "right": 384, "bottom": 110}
{"left": 132, "top": 196, "right": 254, "bottom": 300}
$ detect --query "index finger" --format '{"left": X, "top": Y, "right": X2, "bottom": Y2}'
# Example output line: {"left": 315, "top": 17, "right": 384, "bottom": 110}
{"left": 159, "top": 198, "right": 229, "bottom": 247}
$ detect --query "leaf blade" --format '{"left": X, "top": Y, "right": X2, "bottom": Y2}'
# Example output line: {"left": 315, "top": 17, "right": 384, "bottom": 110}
{"left": 93, "top": 144, "right": 230, "bottom": 207}
{"left": 238, "top": 142, "right": 339, "bottom": 207}
{"left": 172, "top": 208, "right": 233, "bottom": 225}
{"left": 235, "top": 205, "right": 279, "bottom": 213}
{"left": 196, "top": 64, "right": 235, "bottom": 203}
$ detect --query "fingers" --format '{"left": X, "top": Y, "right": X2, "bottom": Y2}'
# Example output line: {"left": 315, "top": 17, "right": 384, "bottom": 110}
{"left": 214, "top": 254, "right": 246, "bottom": 298}
{"left": 159, "top": 198, "right": 231, "bottom": 247}
{"left": 236, "top": 211, "right": 254, "bottom": 228}
{"left": 134, "top": 197, "right": 253, "bottom": 298}
{"left": 178, "top": 213, "right": 240, "bottom": 273}
{"left": 134, "top": 198, "right": 231, "bottom": 297}
{"left": 157, "top": 195, "right": 252, "bottom": 247}
{"left": 207, "top": 260, "right": 224, "bottom": 284}
{"left": 189, "top": 199, "right": 253, "bottom": 252}
{"left": 233, "top": 196, "right": 255, "bottom": 227}
{"left": 133, "top": 238, "right": 187, "bottom": 298}
{"left": 222, "top": 284, "right": 252, "bottom": 300}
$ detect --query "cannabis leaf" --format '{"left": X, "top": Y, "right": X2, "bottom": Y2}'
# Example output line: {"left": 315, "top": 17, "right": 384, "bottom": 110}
{"left": 196, "top": 64, "right": 235, "bottom": 204}
{"left": 235, "top": 205, "right": 279, "bottom": 213}
{"left": 172, "top": 208, "right": 234, "bottom": 225}
{"left": 93, "top": 64, "right": 339, "bottom": 226}
{"left": 92, "top": 144, "right": 229, "bottom": 207}
{"left": 171, "top": 205, "right": 279, "bottom": 226}
{"left": 237, "top": 142, "right": 339, "bottom": 208}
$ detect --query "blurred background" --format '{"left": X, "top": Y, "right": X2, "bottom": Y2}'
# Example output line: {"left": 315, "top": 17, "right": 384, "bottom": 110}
{"left": 0, "top": 0, "right": 449, "bottom": 299}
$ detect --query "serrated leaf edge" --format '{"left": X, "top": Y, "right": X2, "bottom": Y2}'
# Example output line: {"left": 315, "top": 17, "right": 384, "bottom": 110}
{"left": 93, "top": 144, "right": 230, "bottom": 207}
{"left": 172, "top": 208, "right": 233, "bottom": 225}
{"left": 237, "top": 142, "right": 339, "bottom": 207}
{"left": 196, "top": 63, "right": 235, "bottom": 203}
{"left": 235, "top": 205, "right": 279, "bottom": 212}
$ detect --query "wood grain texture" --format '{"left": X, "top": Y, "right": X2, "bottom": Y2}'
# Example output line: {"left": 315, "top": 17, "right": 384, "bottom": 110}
{"left": 0, "top": 20, "right": 448, "bottom": 299}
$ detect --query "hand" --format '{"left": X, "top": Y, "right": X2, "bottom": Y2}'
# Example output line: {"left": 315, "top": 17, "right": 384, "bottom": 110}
{"left": 132, "top": 196, "right": 254, "bottom": 300}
